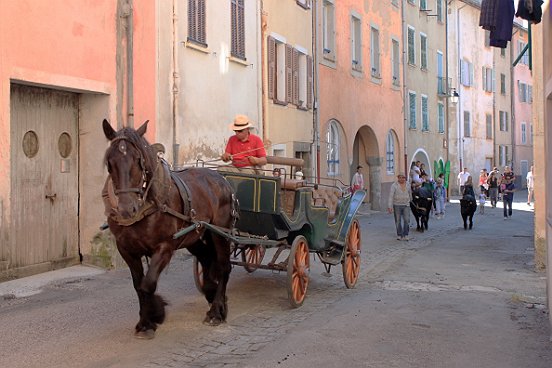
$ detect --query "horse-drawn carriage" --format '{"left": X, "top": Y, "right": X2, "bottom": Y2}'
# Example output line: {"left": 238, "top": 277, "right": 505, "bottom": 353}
{"left": 101, "top": 119, "right": 365, "bottom": 338}
{"left": 180, "top": 155, "right": 366, "bottom": 308}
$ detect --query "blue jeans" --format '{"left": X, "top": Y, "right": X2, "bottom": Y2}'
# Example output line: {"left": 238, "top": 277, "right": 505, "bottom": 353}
{"left": 503, "top": 194, "right": 513, "bottom": 217}
{"left": 393, "top": 205, "right": 410, "bottom": 237}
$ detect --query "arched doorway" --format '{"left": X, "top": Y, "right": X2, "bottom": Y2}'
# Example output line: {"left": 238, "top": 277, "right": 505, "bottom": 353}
{"left": 352, "top": 126, "right": 380, "bottom": 210}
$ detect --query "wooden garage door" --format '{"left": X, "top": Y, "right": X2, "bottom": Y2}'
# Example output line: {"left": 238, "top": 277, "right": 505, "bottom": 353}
{"left": 10, "top": 84, "right": 79, "bottom": 269}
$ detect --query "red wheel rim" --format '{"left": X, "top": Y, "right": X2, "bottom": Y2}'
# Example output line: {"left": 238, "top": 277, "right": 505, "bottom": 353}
{"left": 288, "top": 237, "right": 310, "bottom": 307}
{"left": 343, "top": 219, "right": 361, "bottom": 288}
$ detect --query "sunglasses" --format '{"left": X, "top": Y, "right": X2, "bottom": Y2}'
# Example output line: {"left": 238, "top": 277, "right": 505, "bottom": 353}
{"left": 234, "top": 129, "right": 247, "bottom": 133}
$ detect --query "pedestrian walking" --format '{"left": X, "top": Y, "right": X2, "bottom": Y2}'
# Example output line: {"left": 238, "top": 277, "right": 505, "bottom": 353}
{"left": 526, "top": 165, "right": 534, "bottom": 206}
{"left": 479, "top": 192, "right": 486, "bottom": 214}
{"left": 388, "top": 173, "right": 412, "bottom": 241}
{"left": 478, "top": 169, "right": 489, "bottom": 195}
{"left": 433, "top": 178, "right": 447, "bottom": 219}
{"left": 501, "top": 172, "right": 516, "bottom": 219}
{"left": 457, "top": 167, "right": 471, "bottom": 195}
{"left": 487, "top": 171, "right": 499, "bottom": 208}
{"left": 351, "top": 165, "right": 364, "bottom": 193}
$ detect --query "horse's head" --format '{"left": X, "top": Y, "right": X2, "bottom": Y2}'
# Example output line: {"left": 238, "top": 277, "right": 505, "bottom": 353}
{"left": 103, "top": 119, "right": 154, "bottom": 219}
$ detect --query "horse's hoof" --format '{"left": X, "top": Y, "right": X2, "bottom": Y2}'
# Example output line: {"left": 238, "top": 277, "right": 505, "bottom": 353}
{"left": 134, "top": 329, "right": 155, "bottom": 339}
{"left": 203, "top": 316, "right": 224, "bottom": 326}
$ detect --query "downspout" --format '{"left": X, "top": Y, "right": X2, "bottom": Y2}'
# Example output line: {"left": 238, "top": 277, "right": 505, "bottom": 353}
{"left": 313, "top": 0, "right": 320, "bottom": 183}
{"left": 456, "top": 2, "right": 467, "bottom": 170}
{"left": 171, "top": 0, "right": 180, "bottom": 168}
{"left": 260, "top": 1, "right": 268, "bottom": 143}
{"left": 401, "top": 0, "right": 408, "bottom": 176}
{"left": 510, "top": 29, "right": 517, "bottom": 169}
{"left": 444, "top": 0, "right": 450, "bottom": 166}
{"left": 257, "top": 1, "right": 264, "bottom": 145}
{"left": 126, "top": 0, "right": 134, "bottom": 128}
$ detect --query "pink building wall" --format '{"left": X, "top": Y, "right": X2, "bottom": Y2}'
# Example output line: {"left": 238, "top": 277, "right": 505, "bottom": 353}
{"left": 0, "top": 0, "right": 157, "bottom": 269}
{"left": 318, "top": 1, "right": 403, "bottom": 209}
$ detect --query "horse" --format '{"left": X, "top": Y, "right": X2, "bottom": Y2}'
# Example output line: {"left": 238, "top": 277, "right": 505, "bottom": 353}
{"left": 102, "top": 119, "right": 237, "bottom": 339}
{"left": 410, "top": 186, "right": 433, "bottom": 232}
{"left": 460, "top": 194, "right": 477, "bottom": 230}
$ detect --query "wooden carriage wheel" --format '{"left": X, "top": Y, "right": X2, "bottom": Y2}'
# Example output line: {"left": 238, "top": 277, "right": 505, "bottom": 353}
{"left": 342, "top": 219, "right": 361, "bottom": 288}
{"left": 192, "top": 257, "right": 204, "bottom": 294}
{"left": 287, "top": 236, "right": 310, "bottom": 308}
{"left": 241, "top": 245, "right": 266, "bottom": 273}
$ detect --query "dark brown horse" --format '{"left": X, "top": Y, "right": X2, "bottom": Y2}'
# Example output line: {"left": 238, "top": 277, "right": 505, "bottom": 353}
{"left": 102, "top": 119, "right": 236, "bottom": 339}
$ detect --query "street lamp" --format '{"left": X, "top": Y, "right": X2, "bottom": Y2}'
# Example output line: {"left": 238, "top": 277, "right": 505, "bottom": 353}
{"left": 449, "top": 88, "right": 459, "bottom": 105}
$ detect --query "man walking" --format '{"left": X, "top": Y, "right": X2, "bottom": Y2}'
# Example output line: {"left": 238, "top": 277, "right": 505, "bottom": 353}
{"left": 457, "top": 167, "right": 471, "bottom": 195}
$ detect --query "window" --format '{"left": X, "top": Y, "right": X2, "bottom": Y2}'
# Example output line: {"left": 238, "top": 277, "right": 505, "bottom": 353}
{"left": 421, "top": 95, "right": 429, "bottom": 131}
{"left": 519, "top": 81, "right": 528, "bottom": 102}
{"left": 463, "top": 111, "right": 471, "bottom": 137}
{"left": 370, "top": 26, "right": 380, "bottom": 77}
{"left": 484, "top": 30, "right": 491, "bottom": 47}
{"left": 268, "top": 37, "right": 313, "bottom": 109}
{"left": 327, "top": 121, "right": 340, "bottom": 176}
{"left": 521, "top": 122, "right": 527, "bottom": 144}
{"left": 392, "top": 39, "right": 400, "bottom": 86}
{"left": 499, "top": 145, "right": 508, "bottom": 166}
{"left": 386, "top": 131, "right": 395, "bottom": 174}
{"left": 500, "top": 73, "right": 506, "bottom": 95}
{"left": 322, "top": 1, "right": 335, "bottom": 61}
{"left": 460, "top": 59, "right": 474, "bottom": 87}
{"left": 407, "top": 27, "right": 416, "bottom": 65}
{"left": 530, "top": 124, "right": 533, "bottom": 144}
{"left": 501, "top": 47, "right": 506, "bottom": 57}
{"left": 482, "top": 66, "right": 494, "bottom": 92}
{"left": 518, "top": 40, "right": 529, "bottom": 65}
{"left": 409, "top": 91, "right": 417, "bottom": 129}
{"left": 438, "top": 103, "right": 444, "bottom": 133}
{"left": 436, "top": 0, "right": 444, "bottom": 23}
{"left": 267, "top": 36, "right": 288, "bottom": 104}
{"left": 528, "top": 85, "right": 533, "bottom": 103}
{"left": 437, "top": 51, "right": 444, "bottom": 94}
{"left": 230, "top": 0, "right": 245, "bottom": 60}
{"left": 420, "top": 33, "right": 428, "bottom": 70}
{"left": 420, "top": 0, "right": 427, "bottom": 10}
{"left": 351, "top": 15, "right": 362, "bottom": 71}
{"left": 486, "top": 114, "right": 493, "bottom": 139}
{"left": 188, "top": 0, "right": 206, "bottom": 46}
{"left": 499, "top": 110, "right": 509, "bottom": 131}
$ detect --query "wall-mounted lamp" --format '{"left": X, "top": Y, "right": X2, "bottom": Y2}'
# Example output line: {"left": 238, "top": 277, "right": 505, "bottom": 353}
{"left": 448, "top": 88, "right": 459, "bottom": 105}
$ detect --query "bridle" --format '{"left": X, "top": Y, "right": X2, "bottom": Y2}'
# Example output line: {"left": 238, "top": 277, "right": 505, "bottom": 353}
{"left": 109, "top": 136, "right": 154, "bottom": 201}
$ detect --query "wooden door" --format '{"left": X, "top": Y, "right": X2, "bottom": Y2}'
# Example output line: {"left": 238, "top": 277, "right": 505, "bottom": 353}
{"left": 9, "top": 84, "right": 79, "bottom": 268}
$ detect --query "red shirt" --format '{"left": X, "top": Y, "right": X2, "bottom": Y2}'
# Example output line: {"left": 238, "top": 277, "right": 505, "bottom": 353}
{"left": 225, "top": 133, "right": 266, "bottom": 168}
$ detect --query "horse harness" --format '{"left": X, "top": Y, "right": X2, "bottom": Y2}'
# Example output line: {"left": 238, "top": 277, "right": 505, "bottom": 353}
{"left": 106, "top": 136, "right": 195, "bottom": 227}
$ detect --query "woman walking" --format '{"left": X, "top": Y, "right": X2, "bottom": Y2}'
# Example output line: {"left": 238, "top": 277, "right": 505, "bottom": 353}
{"left": 487, "top": 171, "right": 499, "bottom": 208}
{"left": 388, "top": 174, "right": 412, "bottom": 241}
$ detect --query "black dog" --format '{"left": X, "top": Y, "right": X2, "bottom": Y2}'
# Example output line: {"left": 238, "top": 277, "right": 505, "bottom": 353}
{"left": 460, "top": 194, "right": 477, "bottom": 230}
{"left": 410, "top": 187, "right": 433, "bottom": 232}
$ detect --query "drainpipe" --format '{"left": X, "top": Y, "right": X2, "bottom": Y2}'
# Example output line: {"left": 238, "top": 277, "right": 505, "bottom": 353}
{"left": 126, "top": 0, "right": 134, "bottom": 128}
{"left": 444, "top": 0, "right": 450, "bottom": 165}
{"left": 260, "top": 1, "right": 268, "bottom": 143}
{"left": 401, "top": 0, "right": 408, "bottom": 176}
{"left": 510, "top": 28, "right": 519, "bottom": 171}
{"left": 456, "top": 2, "right": 467, "bottom": 171}
{"left": 171, "top": 0, "right": 180, "bottom": 168}
{"left": 312, "top": 0, "right": 320, "bottom": 183}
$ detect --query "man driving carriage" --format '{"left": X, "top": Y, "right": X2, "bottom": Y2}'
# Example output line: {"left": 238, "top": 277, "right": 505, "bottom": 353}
{"left": 221, "top": 114, "right": 267, "bottom": 173}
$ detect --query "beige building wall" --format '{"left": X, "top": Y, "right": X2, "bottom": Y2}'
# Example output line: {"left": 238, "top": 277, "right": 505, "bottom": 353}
{"left": 531, "top": 0, "right": 551, "bottom": 327}
{"left": 156, "top": 0, "right": 262, "bottom": 167}
{"left": 317, "top": 0, "right": 403, "bottom": 210}
{"left": 447, "top": 1, "right": 494, "bottom": 193}
{"left": 262, "top": 0, "right": 314, "bottom": 174}
{"left": 404, "top": 0, "right": 449, "bottom": 179}
{"left": 511, "top": 24, "right": 533, "bottom": 187}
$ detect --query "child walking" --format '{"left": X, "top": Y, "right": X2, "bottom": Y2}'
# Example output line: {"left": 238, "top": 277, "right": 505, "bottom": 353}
{"left": 479, "top": 192, "right": 486, "bottom": 214}
{"left": 433, "top": 178, "right": 447, "bottom": 219}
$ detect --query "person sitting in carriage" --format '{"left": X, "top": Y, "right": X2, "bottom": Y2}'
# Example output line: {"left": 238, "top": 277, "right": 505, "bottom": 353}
{"left": 221, "top": 114, "right": 267, "bottom": 173}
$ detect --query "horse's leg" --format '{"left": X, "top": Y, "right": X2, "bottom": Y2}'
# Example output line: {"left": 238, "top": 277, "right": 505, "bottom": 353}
{"left": 189, "top": 240, "right": 218, "bottom": 304}
{"left": 462, "top": 214, "right": 468, "bottom": 230}
{"left": 118, "top": 249, "right": 151, "bottom": 335}
{"left": 135, "top": 244, "right": 172, "bottom": 337}
{"left": 204, "top": 233, "right": 232, "bottom": 326}
{"left": 469, "top": 213, "right": 474, "bottom": 229}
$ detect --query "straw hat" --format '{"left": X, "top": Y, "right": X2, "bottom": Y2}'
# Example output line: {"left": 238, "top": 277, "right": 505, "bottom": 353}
{"left": 228, "top": 114, "right": 253, "bottom": 131}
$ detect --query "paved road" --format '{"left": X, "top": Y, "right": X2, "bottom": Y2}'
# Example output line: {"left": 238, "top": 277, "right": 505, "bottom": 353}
{"left": 0, "top": 190, "right": 550, "bottom": 368}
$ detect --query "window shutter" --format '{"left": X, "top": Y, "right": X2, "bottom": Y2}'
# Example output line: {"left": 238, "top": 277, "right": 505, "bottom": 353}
{"left": 188, "top": 0, "right": 197, "bottom": 41}
{"left": 285, "top": 44, "right": 293, "bottom": 104}
{"left": 292, "top": 48, "right": 299, "bottom": 106}
{"left": 306, "top": 55, "right": 313, "bottom": 109}
{"left": 267, "top": 37, "right": 276, "bottom": 100}
{"left": 198, "top": 0, "right": 206, "bottom": 44}
{"left": 237, "top": 0, "right": 245, "bottom": 59}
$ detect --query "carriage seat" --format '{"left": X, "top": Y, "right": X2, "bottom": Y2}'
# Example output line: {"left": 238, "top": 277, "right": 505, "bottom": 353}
{"left": 312, "top": 187, "right": 341, "bottom": 220}
{"left": 280, "top": 178, "right": 305, "bottom": 190}
{"left": 280, "top": 179, "right": 305, "bottom": 217}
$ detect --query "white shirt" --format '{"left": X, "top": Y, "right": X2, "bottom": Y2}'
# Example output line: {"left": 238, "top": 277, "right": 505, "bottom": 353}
{"left": 458, "top": 171, "right": 471, "bottom": 186}
{"left": 351, "top": 172, "right": 364, "bottom": 188}
{"left": 526, "top": 171, "right": 534, "bottom": 189}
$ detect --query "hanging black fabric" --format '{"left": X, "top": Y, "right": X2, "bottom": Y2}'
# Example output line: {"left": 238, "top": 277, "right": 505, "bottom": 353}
{"left": 516, "top": 0, "right": 544, "bottom": 24}
{"left": 489, "top": 0, "right": 515, "bottom": 48}
{"left": 480, "top": 0, "right": 499, "bottom": 30}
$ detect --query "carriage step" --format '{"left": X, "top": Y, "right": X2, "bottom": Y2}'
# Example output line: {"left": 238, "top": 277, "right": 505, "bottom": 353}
{"left": 318, "top": 242, "right": 344, "bottom": 266}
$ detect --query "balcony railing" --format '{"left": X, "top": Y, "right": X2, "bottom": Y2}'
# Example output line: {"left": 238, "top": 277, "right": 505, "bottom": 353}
{"left": 437, "top": 77, "right": 451, "bottom": 96}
